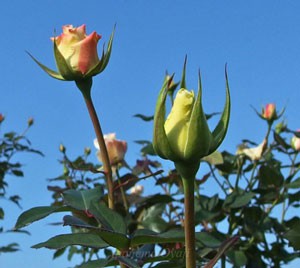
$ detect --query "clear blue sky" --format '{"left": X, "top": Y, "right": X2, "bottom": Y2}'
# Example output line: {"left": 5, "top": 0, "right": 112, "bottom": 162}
{"left": 1, "top": 1, "right": 300, "bottom": 267}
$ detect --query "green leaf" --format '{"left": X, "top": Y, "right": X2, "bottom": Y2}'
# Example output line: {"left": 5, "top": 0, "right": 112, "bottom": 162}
{"left": 287, "top": 177, "right": 300, "bottom": 189}
{"left": 227, "top": 250, "right": 247, "bottom": 266}
{"left": 259, "top": 164, "right": 284, "bottom": 188}
{"left": 63, "top": 215, "right": 98, "bottom": 229}
{"left": 26, "top": 51, "right": 65, "bottom": 81}
{"left": 88, "top": 201, "right": 126, "bottom": 234}
{"left": 115, "top": 256, "right": 140, "bottom": 268}
{"left": 142, "top": 204, "right": 168, "bottom": 232}
{"left": 15, "top": 206, "right": 70, "bottom": 229}
{"left": 202, "top": 150, "right": 223, "bottom": 165}
{"left": 32, "top": 233, "right": 109, "bottom": 250}
{"left": 0, "top": 243, "right": 19, "bottom": 253}
{"left": 134, "top": 114, "right": 154, "bottom": 122}
{"left": 131, "top": 229, "right": 185, "bottom": 247}
{"left": 204, "top": 236, "right": 239, "bottom": 268}
{"left": 196, "top": 232, "right": 222, "bottom": 248}
{"left": 284, "top": 224, "right": 300, "bottom": 250}
{"left": 223, "top": 191, "right": 255, "bottom": 209}
{"left": 76, "top": 259, "right": 112, "bottom": 268}
{"left": 152, "top": 262, "right": 185, "bottom": 268}
{"left": 92, "top": 229, "right": 129, "bottom": 250}
{"left": 63, "top": 187, "right": 103, "bottom": 211}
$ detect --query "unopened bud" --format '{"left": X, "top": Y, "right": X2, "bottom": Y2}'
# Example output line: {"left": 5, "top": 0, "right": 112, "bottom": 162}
{"left": 59, "top": 144, "right": 66, "bottom": 153}
{"left": 84, "top": 147, "right": 91, "bottom": 155}
{"left": 0, "top": 114, "right": 4, "bottom": 123}
{"left": 27, "top": 117, "right": 34, "bottom": 127}
{"left": 130, "top": 185, "right": 144, "bottom": 195}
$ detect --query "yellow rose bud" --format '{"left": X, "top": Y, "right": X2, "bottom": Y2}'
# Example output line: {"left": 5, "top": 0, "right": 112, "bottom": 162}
{"left": 164, "top": 88, "right": 211, "bottom": 159}
{"left": 153, "top": 62, "right": 230, "bottom": 179}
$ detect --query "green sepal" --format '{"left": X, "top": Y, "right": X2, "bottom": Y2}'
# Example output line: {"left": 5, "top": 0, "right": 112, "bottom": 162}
{"left": 209, "top": 66, "right": 231, "bottom": 154}
{"left": 180, "top": 56, "right": 187, "bottom": 89}
{"left": 153, "top": 76, "right": 179, "bottom": 161}
{"left": 175, "top": 160, "right": 200, "bottom": 180}
{"left": 85, "top": 25, "right": 115, "bottom": 78}
{"left": 26, "top": 51, "right": 66, "bottom": 81}
{"left": 184, "top": 70, "right": 213, "bottom": 161}
{"left": 53, "top": 39, "right": 77, "bottom": 81}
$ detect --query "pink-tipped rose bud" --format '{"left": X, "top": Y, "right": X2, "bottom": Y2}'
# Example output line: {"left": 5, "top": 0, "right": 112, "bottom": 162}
{"left": 291, "top": 130, "right": 300, "bottom": 151}
{"left": 262, "top": 103, "right": 276, "bottom": 121}
{"left": 53, "top": 24, "right": 101, "bottom": 76}
{"left": 94, "top": 133, "right": 127, "bottom": 166}
{"left": 0, "top": 114, "right": 4, "bottom": 123}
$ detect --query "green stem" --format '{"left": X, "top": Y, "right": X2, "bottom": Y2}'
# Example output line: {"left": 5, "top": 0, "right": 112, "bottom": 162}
{"left": 182, "top": 176, "right": 196, "bottom": 268}
{"left": 77, "top": 79, "right": 114, "bottom": 209}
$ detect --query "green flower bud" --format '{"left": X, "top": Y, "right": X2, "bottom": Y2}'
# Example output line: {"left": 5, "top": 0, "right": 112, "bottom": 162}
{"left": 153, "top": 62, "right": 230, "bottom": 179}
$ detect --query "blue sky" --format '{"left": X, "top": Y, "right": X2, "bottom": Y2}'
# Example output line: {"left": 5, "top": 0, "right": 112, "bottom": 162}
{"left": 1, "top": 0, "right": 300, "bottom": 267}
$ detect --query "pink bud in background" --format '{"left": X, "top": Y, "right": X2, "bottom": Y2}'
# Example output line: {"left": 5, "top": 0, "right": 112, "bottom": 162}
{"left": 0, "top": 114, "right": 4, "bottom": 123}
{"left": 262, "top": 103, "right": 276, "bottom": 121}
{"left": 291, "top": 130, "right": 300, "bottom": 151}
{"left": 262, "top": 103, "right": 277, "bottom": 120}
{"left": 94, "top": 133, "right": 127, "bottom": 166}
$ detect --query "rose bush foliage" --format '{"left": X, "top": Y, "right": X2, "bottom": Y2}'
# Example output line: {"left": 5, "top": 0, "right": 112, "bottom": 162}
{"left": 12, "top": 24, "right": 300, "bottom": 268}
{"left": 14, "top": 97, "right": 300, "bottom": 268}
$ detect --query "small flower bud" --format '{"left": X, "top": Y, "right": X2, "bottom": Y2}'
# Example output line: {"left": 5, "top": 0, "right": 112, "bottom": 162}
{"left": 262, "top": 103, "right": 276, "bottom": 121}
{"left": 84, "top": 147, "right": 91, "bottom": 156}
{"left": 0, "top": 114, "right": 4, "bottom": 123}
{"left": 59, "top": 144, "right": 66, "bottom": 153}
{"left": 275, "top": 121, "right": 286, "bottom": 134}
{"left": 27, "top": 117, "right": 34, "bottom": 127}
{"left": 130, "top": 185, "right": 144, "bottom": 195}
{"left": 94, "top": 133, "right": 127, "bottom": 166}
{"left": 291, "top": 130, "right": 300, "bottom": 151}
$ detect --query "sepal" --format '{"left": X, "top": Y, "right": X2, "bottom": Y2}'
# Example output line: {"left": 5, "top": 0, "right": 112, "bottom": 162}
{"left": 184, "top": 71, "right": 212, "bottom": 160}
{"left": 209, "top": 66, "right": 231, "bottom": 154}
{"left": 26, "top": 51, "right": 66, "bottom": 81}
{"left": 85, "top": 26, "right": 115, "bottom": 78}
{"left": 153, "top": 76, "right": 179, "bottom": 161}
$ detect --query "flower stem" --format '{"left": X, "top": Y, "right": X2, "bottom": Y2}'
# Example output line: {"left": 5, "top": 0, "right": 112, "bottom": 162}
{"left": 182, "top": 176, "right": 196, "bottom": 268}
{"left": 77, "top": 79, "right": 114, "bottom": 209}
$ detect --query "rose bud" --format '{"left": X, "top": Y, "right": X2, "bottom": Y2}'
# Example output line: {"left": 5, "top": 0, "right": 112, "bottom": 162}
{"left": 94, "top": 133, "right": 127, "bottom": 166}
{"left": 0, "top": 114, "right": 4, "bottom": 123}
{"left": 291, "top": 130, "right": 300, "bottom": 151}
{"left": 262, "top": 103, "right": 276, "bottom": 121}
{"left": 130, "top": 185, "right": 144, "bottom": 195}
{"left": 253, "top": 103, "right": 285, "bottom": 123}
{"left": 28, "top": 24, "right": 114, "bottom": 83}
{"left": 153, "top": 61, "right": 230, "bottom": 179}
